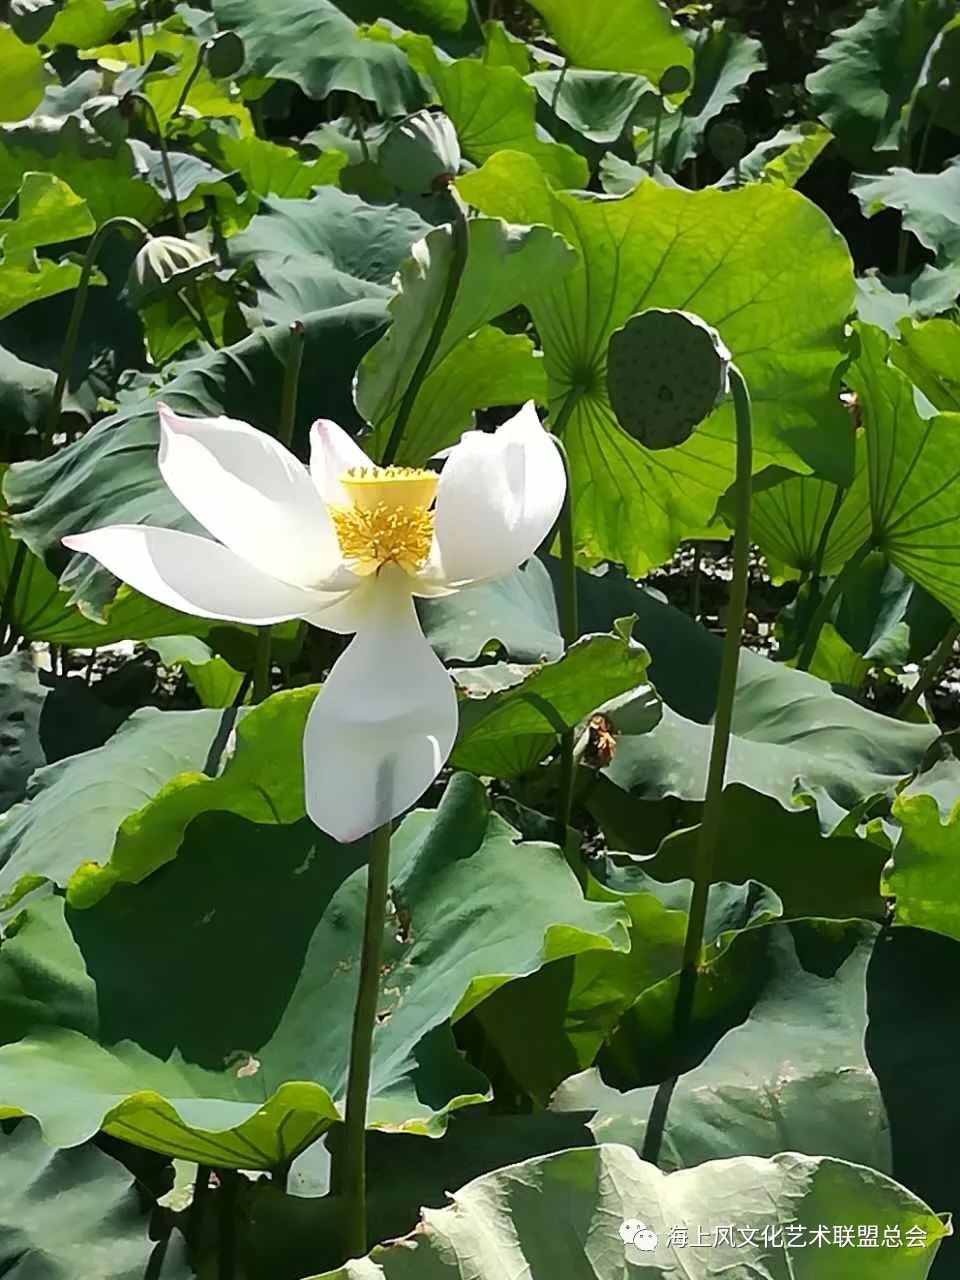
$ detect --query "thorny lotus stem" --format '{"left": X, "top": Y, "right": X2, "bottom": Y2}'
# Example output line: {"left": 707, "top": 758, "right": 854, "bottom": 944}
{"left": 342, "top": 817, "right": 393, "bottom": 1259}
{"left": 176, "top": 285, "right": 218, "bottom": 347}
{"left": 548, "top": 393, "right": 582, "bottom": 838}
{"left": 133, "top": 0, "right": 146, "bottom": 63}
{"left": 805, "top": 483, "right": 846, "bottom": 596}
{"left": 641, "top": 365, "right": 753, "bottom": 1168}
{"left": 49, "top": 216, "right": 149, "bottom": 452}
{"left": 169, "top": 41, "right": 208, "bottom": 124}
{"left": 0, "top": 215, "right": 149, "bottom": 654}
{"left": 899, "top": 620, "right": 960, "bottom": 719}
{"left": 201, "top": 673, "right": 252, "bottom": 777}
{"left": 551, "top": 60, "right": 569, "bottom": 112}
{"left": 254, "top": 321, "right": 306, "bottom": 703}
{"left": 649, "top": 94, "right": 664, "bottom": 175}
{"left": 795, "top": 538, "right": 873, "bottom": 672}
{"left": 380, "top": 189, "right": 468, "bottom": 466}
{"left": 129, "top": 92, "right": 217, "bottom": 344}
{"left": 216, "top": 1168, "right": 239, "bottom": 1280}
{"left": 130, "top": 93, "right": 189, "bottom": 238}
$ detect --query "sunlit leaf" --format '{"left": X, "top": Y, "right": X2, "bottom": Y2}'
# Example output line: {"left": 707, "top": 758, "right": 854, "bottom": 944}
{"left": 357, "top": 215, "right": 575, "bottom": 461}
{"left": 527, "top": 0, "right": 692, "bottom": 84}
{"left": 458, "top": 151, "right": 855, "bottom": 573}
{"left": 314, "top": 1144, "right": 946, "bottom": 1277}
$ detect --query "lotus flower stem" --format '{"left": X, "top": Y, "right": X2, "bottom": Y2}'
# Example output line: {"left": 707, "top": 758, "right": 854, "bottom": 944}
{"left": 642, "top": 364, "right": 753, "bottom": 1167}
{"left": 649, "top": 96, "right": 664, "bottom": 175}
{"left": 254, "top": 321, "right": 306, "bottom": 702}
{"left": 551, "top": 60, "right": 569, "bottom": 112}
{"left": 805, "top": 483, "right": 846, "bottom": 595}
{"left": 175, "top": 285, "right": 218, "bottom": 347}
{"left": 380, "top": 190, "right": 469, "bottom": 465}
{"left": 129, "top": 92, "right": 217, "bottom": 343}
{"left": 795, "top": 538, "right": 873, "bottom": 671}
{"left": 898, "top": 620, "right": 960, "bottom": 719}
{"left": 341, "top": 815, "right": 393, "bottom": 1258}
{"left": 129, "top": 94, "right": 188, "bottom": 238}
{"left": 548, "top": 399, "right": 581, "bottom": 835}
{"left": 170, "top": 42, "right": 208, "bottom": 124}
{"left": 49, "top": 216, "right": 149, "bottom": 450}
{"left": 217, "top": 1168, "right": 239, "bottom": 1279}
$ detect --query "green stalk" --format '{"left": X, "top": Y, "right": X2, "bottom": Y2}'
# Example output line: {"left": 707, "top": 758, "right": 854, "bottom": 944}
{"left": 175, "top": 285, "right": 218, "bottom": 347}
{"left": 641, "top": 365, "right": 753, "bottom": 1167}
{"left": 341, "top": 819, "right": 392, "bottom": 1259}
{"left": 548, "top": 394, "right": 582, "bottom": 837}
{"left": 806, "top": 484, "right": 846, "bottom": 595}
{"left": 49, "top": 217, "right": 148, "bottom": 452}
{"left": 380, "top": 190, "right": 469, "bottom": 466}
{"left": 550, "top": 60, "right": 569, "bottom": 113}
{"left": 254, "top": 320, "right": 306, "bottom": 704}
{"left": 649, "top": 95, "right": 664, "bottom": 175}
{"left": 130, "top": 93, "right": 188, "bottom": 239}
{"left": 898, "top": 619, "right": 960, "bottom": 719}
{"left": 130, "top": 91, "right": 217, "bottom": 345}
{"left": 134, "top": 0, "right": 146, "bottom": 62}
{"left": 217, "top": 1169, "right": 239, "bottom": 1280}
{"left": 0, "top": 215, "right": 148, "bottom": 653}
{"left": 795, "top": 538, "right": 873, "bottom": 672}
{"left": 169, "top": 42, "right": 208, "bottom": 124}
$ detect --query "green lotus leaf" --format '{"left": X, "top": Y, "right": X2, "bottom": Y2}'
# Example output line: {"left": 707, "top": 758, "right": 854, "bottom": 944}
{"left": 806, "top": 0, "right": 957, "bottom": 162}
{"left": 458, "top": 150, "right": 855, "bottom": 574}
{"left": 0, "top": 774, "right": 628, "bottom": 1165}
{"left": 0, "top": 22, "right": 52, "bottom": 122}
{"left": 357, "top": 215, "right": 575, "bottom": 461}
{"left": 527, "top": 0, "right": 691, "bottom": 85}
{"left": 553, "top": 922, "right": 891, "bottom": 1174}
{"left": 313, "top": 1143, "right": 946, "bottom": 1277}
{"left": 885, "top": 783, "right": 960, "bottom": 941}
{"left": 212, "top": 0, "right": 425, "bottom": 116}
{"left": 475, "top": 871, "right": 780, "bottom": 1105}
{"left": 0, "top": 1118, "right": 193, "bottom": 1278}
{"left": 892, "top": 316, "right": 960, "bottom": 411}
{"left": 452, "top": 629, "right": 658, "bottom": 779}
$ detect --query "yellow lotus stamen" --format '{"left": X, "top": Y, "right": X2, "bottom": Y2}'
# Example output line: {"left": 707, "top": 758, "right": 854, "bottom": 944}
{"left": 332, "top": 466, "right": 438, "bottom": 575}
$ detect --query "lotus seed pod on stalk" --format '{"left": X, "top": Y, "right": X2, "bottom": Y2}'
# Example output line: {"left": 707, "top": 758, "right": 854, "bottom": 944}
{"left": 126, "top": 235, "right": 216, "bottom": 306}
{"left": 379, "top": 110, "right": 461, "bottom": 194}
{"left": 606, "top": 308, "right": 731, "bottom": 449}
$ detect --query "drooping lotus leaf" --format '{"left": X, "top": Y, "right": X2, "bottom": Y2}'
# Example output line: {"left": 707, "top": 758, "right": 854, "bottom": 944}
{"left": 212, "top": 0, "right": 426, "bottom": 117}
{"left": 452, "top": 628, "right": 658, "bottom": 779}
{"left": 553, "top": 921, "right": 891, "bottom": 1175}
{"left": 884, "top": 784, "right": 960, "bottom": 941}
{"left": 0, "top": 1118, "right": 193, "bottom": 1279}
{"left": 892, "top": 316, "right": 960, "bottom": 412}
{"left": 806, "top": 0, "right": 957, "bottom": 162}
{"left": 0, "top": 774, "right": 629, "bottom": 1165}
{"left": 474, "top": 871, "right": 780, "bottom": 1105}
{"left": 313, "top": 1143, "right": 947, "bottom": 1277}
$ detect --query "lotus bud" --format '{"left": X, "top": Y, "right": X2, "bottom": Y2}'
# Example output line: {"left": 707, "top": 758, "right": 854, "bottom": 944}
{"left": 379, "top": 110, "right": 461, "bottom": 194}
{"left": 127, "top": 235, "right": 215, "bottom": 306}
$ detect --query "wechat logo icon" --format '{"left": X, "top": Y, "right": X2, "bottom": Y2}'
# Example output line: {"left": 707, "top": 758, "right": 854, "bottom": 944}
{"left": 619, "top": 1219, "right": 658, "bottom": 1251}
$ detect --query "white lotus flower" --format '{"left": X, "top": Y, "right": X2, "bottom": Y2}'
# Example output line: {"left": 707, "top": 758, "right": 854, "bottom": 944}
{"left": 63, "top": 402, "right": 565, "bottom": 842}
